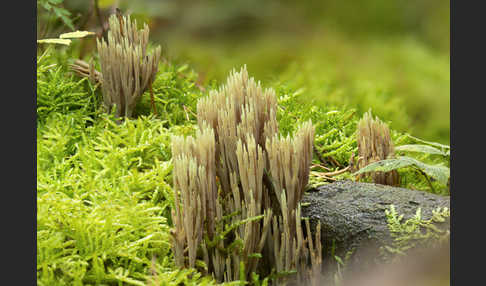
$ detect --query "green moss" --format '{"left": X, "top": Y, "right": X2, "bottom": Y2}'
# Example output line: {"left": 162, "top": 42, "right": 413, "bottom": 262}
{"left": 276, "top": 84, "right": 358, "bottom": 187}
{"left": 133, "top": 62, "right": 204, "bottom": 126}
{"left": 37, "top": 52, "right": 99, "bottom": 123}
{"left": 381, "top": 205, "right": 450, "bottom": 260}
{"left": 36, "top": 62, "right": 210, "bottom": 284}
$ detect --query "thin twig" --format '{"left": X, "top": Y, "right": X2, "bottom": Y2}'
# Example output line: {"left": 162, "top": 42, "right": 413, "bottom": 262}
{"left": 328, "top": 156, "right": 342, "bottom": 168}
{"left": 310, "top": 166, "right": 349, "bottom": 184}
{"left": 310, "top": 172, "right": 337, "bottom": 182}
{"left": 320, "top": 166, "right": 350, "bottom": 177}
{"left": 310, "top": 164, "right": 331, "bottom": 171}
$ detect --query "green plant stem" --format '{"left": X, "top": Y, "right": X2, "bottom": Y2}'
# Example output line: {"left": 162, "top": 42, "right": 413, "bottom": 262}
{"left": 416, "top": 168, "right": 435, "bottom": 193}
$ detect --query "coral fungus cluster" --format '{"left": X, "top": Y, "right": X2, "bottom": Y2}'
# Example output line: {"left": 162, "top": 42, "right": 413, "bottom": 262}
{"left": 170, "top": 66, "right": 321, "bottom": 284}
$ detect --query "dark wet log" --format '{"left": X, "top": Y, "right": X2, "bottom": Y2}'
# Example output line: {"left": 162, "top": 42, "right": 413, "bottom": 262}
{"left": 301, "top": 180, "right": 450, "bottom": 270}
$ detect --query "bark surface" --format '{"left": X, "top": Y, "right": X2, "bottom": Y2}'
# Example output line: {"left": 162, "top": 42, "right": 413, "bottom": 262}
{"left": 301, "top": 180, "right": 450, "bottom": 269}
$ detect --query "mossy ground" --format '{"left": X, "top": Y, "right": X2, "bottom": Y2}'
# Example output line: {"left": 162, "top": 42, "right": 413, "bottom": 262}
{"left": 37, "top": 10, "right": 449, "bottom": 282}
{"left": 37, "top": 50, "right": 209, "bottom": 285}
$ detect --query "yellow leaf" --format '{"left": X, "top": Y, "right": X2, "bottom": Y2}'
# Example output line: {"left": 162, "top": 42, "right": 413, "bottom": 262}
{"left": 37, "top": 39, "right": 72, "bottom": 46}
{"left": 59, "top": 30, "right": 96, "bottom": 39}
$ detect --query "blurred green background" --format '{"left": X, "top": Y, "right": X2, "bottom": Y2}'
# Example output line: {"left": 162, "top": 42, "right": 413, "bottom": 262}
{"left": 41, "top": 0, "right": 450, "bottom": 144}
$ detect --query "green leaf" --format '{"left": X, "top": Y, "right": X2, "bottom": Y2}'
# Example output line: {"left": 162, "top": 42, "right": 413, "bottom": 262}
{"left": 353, "top": 158, "right": 414, "bottom": 174}
{"left": 405, "top": 156, "right": 450, "bottom": 186}
{"left": 406, "top": 134, "right": 450, "bottom": 150}
{"left": 353, "top": 156, "right": 450, "bottom": 185}
{"left": 59, "top": 30, "right": 96, "bottom": 39}
{"left": 37, "top": 38, "right": 72, "bottom": 45}
{"left": 395, "top": 144, "right": 447, "bottom": 156}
